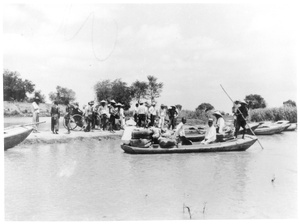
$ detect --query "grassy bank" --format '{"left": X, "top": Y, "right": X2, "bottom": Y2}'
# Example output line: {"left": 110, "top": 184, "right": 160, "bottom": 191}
{"left": 249, "top": 106, "right": 297, "bottom": 123}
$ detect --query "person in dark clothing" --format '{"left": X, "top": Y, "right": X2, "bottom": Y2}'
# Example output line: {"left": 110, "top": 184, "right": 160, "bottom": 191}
{"left": 64, "top": 101, "right": 73, "bottom": 134}
{"left": 234, "top": 100, "right": 249, "bottom": 139}
{"left": 109, "top": 100, "right": 117, "bottom": 132}
{"left": 168, "top": 106, "right": 178, "bottom": 130}
{"left": 50, "top": 101, "right": 60, "bottom": 134}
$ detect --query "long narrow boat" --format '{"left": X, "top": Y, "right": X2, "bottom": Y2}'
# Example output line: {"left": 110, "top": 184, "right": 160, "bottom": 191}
{"left": 120, "top": 135, "right": 257, "bottom": 154}
{"left": 4, "top": 126, "right": 33, "bottom": 150}
{"left": 285, "top": 123, "right": 297, "bottom": 131}
{"left": 253, "top": 125, "right": 285, "bottom": 135}
{"left": 238, "top": 122, "right": 261, "bottom": 135}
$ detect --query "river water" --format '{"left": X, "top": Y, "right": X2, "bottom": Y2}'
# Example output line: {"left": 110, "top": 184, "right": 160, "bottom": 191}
{"left": 4, "top": 118, "right": 298, "bottom": 220}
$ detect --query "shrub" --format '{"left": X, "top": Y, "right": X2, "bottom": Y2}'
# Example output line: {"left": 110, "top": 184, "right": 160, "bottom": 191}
{"left": 249, "top": 106, "right": 297, "bottom": 123}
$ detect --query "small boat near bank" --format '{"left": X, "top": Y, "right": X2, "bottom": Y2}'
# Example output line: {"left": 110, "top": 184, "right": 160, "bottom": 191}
{"left": 4, "top": 126, "right": 33, "bottom": 150}
{"left": 254, "top": 124, "right": 286, "bottom": 135}
{"left": 121, "top": 135, "right": 257, "bottom": 154}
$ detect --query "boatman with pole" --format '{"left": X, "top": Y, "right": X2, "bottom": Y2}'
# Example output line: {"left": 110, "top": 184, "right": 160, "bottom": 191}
{"left": 234, "top": 100, "right": 248, "bottom": 139}
{"left": 220, "top": 84, "right": 264, "bottom": 149}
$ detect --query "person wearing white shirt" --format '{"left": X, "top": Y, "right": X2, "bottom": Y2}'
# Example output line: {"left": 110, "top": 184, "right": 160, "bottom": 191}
{"left": 138, "top": 101, "right": 147, "bottom": 127}
{"left": 158, "top": 104, "right": 167, "bottom": 129}
{"left": 98, "top": 100, "right": 109, "bottom": 131}
{"left": 148, "top": 102, "right": 157, "bottom": 127}
{"left": 175, "top": 117, "right": 192, "bottom": 145}
{"left": 212, "top": 111, "right": 225, "bottom": 135}
{"left": 31, "top": 97, "right": 40, "bottom": 133}
{"left": 201, "top": 118, "right": 217, "bottom": 144}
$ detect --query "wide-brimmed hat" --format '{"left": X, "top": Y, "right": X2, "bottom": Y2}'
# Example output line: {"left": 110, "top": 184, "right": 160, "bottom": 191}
{"left": 34, "top": 96, "right": 40, "bottom": 101}
{"left": 212, "top": 111, "right": 223, "bottom": 117}
{"left": 110, "top": 100, "right": 116, "bottom": 104}
{"left": 100, "top": 100, "right": 107, "bottom": 103}
{"left": 88, "top": 101, "right": 94, "bottom": 105}
{"left": 116, "top": 103, "right": 121, "bottom": 107}
{"left": 160, "top": 104, "right": 164, "bottom": 107}
{"left": 208, "top": 118, "right": 214, "bottom": 122}
{"left": 239, "top": 100, "right": 248, "bottom": 105}
{"left": 107, "top": 104, "right": 111, "bottom": 107}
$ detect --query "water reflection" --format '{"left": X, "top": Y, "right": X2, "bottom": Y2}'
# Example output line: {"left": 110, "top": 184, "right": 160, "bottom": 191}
{"left": 5, "top": 132, "right": 297, "bottom": 220}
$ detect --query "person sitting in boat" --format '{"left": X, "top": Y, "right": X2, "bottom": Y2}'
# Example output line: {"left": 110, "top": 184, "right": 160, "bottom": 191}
{"left": 212, "top": 111, "right": 225, "bottom": 135}
{"left": 175, "top": 117, "right": 192, "bottom": 145}
{"left": 201, "top": 118, "right": 217, "bottom": 144}
{"left": 234, "top": 100, "right": 249, "bottom": 139}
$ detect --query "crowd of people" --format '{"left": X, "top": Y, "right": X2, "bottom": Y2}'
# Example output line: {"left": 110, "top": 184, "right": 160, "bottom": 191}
{"left": 31, "top": 97, "right": 249, "bottom": 145}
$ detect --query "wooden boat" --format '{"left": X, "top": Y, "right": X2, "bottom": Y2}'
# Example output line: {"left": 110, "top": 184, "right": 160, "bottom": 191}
{"left": 254, "top": 124, "right": 285, "bottom": 135}
{"left": 120, "top": 135, "right": 257, "bottom": 154}
{"left": 237, "top": 122, "right": 260, "bottom": 135}
{"left": 4, "top": 126, "right": 33, "bottom": 150}
{"left": 285, "top": 123, "right": 297, "bottom": 131}
{"left": 186, "top": 133, "right": 205, "bottom": 142}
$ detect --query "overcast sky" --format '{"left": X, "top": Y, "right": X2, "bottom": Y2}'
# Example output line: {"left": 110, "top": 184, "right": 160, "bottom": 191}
{"left": 3, "top": 2, "right": 297, "bottom": 112}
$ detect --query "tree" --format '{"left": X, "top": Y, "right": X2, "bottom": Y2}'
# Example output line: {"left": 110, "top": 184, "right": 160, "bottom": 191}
{"left": 3, "top": 69, "right": 35, "bottom": 101}
{"left": 29, "top": 90, "right": 46, "bottom": 103}
{"left": 283, "top": 100, "right": 296, "bottom": 107}
{"left": 130, "top": 80, "right": 148, "bottom": 102}
{"left": 196, "top": 103, "right": 214, "bottom": 112}
{"left": 175, "top": 104, "right": 182, "bottom": 111}
{"left": 49, "top": 86, "right": 76, "bottom": 104}
{"left": 146, "top": 75, "right": 163, "bottom": 103}
{"left": 245, "top": 94, "right": 266, "bottom": 109}
{"left": 94, "top": 79, "right": 133, "bottom": 110}
{"left": 111, "top": 79, "right": 133, "bottom": 110}
{"left": 94, "top": 79, "right": 112, "bottom": 101}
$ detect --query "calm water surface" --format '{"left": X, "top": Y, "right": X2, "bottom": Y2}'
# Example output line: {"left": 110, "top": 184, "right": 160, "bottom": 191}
{"left": 4, "top": 127, "right": 297, "bottom": 220}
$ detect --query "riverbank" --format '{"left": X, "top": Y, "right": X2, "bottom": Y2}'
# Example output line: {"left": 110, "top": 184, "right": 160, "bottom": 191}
{"left": 23, "top": 129, "right": 123, "bottom": 145}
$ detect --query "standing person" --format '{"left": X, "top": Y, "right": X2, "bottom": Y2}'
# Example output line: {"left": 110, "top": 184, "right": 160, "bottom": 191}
{"left": 158, "top": 104, "right": 167, "bottom": 129}
{"left": 212, "top": 111, "right": 225, "bottom": 135}
{"left": 119, "top": 104, "right": 125, "bottom": 130}
{"left": 148, "top": 102, "right": 157, "bottom": 127}
{"left": 201, "top": 118, "right": 217, "bottom": 144}
{"left": 134, "top": 103, "right": 139, "bottom": 124}
{"left": 137, "top": 101, "right": 147, "bottom": 128}
{"left": 50, "top": 101, "right": 60, "bottom": 134}
{"left": 168, "top": 106, "right": 178, "bottom": 130}
{"left": 234, "top": 100, "right": 249, "bottom": 139}
{"left": 84, "top": 101, "right": 94, "bottom": 132}
{"left": 31, "top": 97, "right": 40, "bottom": 133}
{"left": 64, "top": 101, "right": 73, "bottom": 134}
{"left": 232, "top": 100, "right": 239, "bottom": 127}
{"left": 98, "top": 100, "right": 109, "bottom": 131}
{"left": 109, "top": 100, "right": 117, "bottom": 132}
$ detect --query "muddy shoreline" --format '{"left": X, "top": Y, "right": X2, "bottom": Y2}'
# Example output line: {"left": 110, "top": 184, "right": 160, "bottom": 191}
{"left": 21, "top": 129, "right": 123, "bottom": 146}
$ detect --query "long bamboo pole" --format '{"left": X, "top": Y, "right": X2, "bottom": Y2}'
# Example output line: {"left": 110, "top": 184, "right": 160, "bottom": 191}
{"left": 220, "top": 84, "right": 263, "bottom": 149}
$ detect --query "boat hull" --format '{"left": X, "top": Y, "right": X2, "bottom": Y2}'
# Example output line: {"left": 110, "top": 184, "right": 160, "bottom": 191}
{"left": 4, "top": 127, "right": 33, "bottom": 150}
{"left": 121, "top": 135, "right": 257, "bottom": 154}
{"left": 254, "top": 125, "right": 285, "bottom": 135}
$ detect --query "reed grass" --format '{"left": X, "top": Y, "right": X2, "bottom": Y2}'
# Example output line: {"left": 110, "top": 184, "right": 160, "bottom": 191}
{"left": 249, "top": 106, "right": 297, "bottom": 123}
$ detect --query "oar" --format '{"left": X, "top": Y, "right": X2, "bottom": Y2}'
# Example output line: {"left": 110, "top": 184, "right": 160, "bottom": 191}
{"left": 220, "top": 84, "right": 264, "bottom": 149}
{"left": 4, "top": 121, "right": 46, "bottom": 130}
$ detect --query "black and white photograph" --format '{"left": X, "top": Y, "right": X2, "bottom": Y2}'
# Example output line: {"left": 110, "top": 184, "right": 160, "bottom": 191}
{"left": 2, "top": 0, "right": 298, "bottom": 222}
